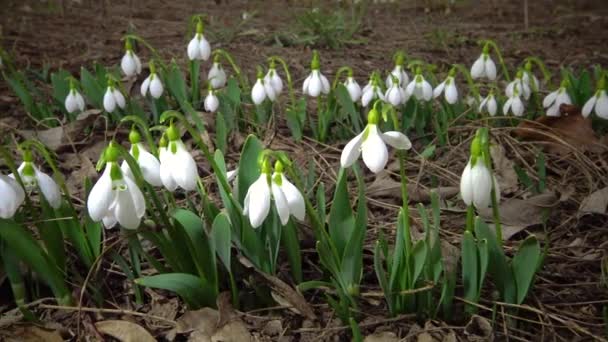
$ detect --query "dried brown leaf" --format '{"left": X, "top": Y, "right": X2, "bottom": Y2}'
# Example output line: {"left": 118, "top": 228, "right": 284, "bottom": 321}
{"left": 464, "top": 315, "right": 493, "bottom": 342}
{"left": 364, "top": 331, "right": 399, "bottom": 342}
{"left": 3, "top": 325, "right": 63, "bottom": 342}
{"left": 579, "top": 187, "right": 608, "bottom": 215}
{"left": 176, "top": 308, "right": 219, "bottom": 335}
{"left": 490, "top": 143, "right": 519, "bottom": 194}
{"left": 368, "top": 173, "right": 458, "bottom": 202}
{"left": 95, "top": 320, "right": 156, "bottom": 342}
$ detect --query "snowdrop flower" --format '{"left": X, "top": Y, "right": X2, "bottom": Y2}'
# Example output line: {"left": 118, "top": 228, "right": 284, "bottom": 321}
{"left": 204, "top": 88, "right": 219, "bottom": 112}
{"left": 341, "top": 104, "right": 412, "bottom": 173}
{"left": 65, "top": 80, "right": 85, "bottom": 113}
{"left": 522, "top": 70, "right": 540, "bottom": 92}
{"left": 543, "top": 80, "right": 571, "bottom": 117}
{"left": 583, "top": 90, "right": 608, "bottom": 120}
{"left": 405, "top": 69, "right": 433, "bottom": 102}
{"left": 120, "top": 39, "right": 142, "bottom": 77}
{"left": 103, "top": 80, "right": 126, "bottom": 113}
{"left": 385, "top": 52, "right": 409, "bottom": 87}
{"left": 88, "top": 143, "right": 146, "bottom": 229}
{"left": 478, "top": 92, "right": 498, "bottom": 116}
{"left": 460, "top": 135, "right": 499, "bottom": 209}
{"left": 243, "top": 159, "right": 305, "bottom": 228}
{"left": 264, "top": 60, "right": 283, "bottom": 96}
{"left": 120, "top": 129, "right": 162, "bottom": 187}
{"left": 505, "top": 71, "right": 531, "bottom": 100}
{"left": 470, "top": 45, "right": 497, "bottom": 81}
{"left": 385, "top": 75, "right": 407, "bottom": 106}
{"left": 503, "top": 85, "right": 525, "bottom": 116}
{"left": 140, "top": 61, "right": 164, "bottom": 99}
{"left": 251, "top": 67, "right": 277, "bottom": 105}
{"left": 10, "top": 151, "right": 61, "bottom": 209}
{"left": 0, "top": 172, "right": 25, "bottom": 219}
{"left": 361, "top": 74, "right": 385, "bottom": 107}
{"left": 344, "top": 75, "right": 362, "bottom": 102}
{"left": 187, "top": 19, "right": 211, "bottom": 61}
{"left": 208, "top": 56, "right": 227, "bottom": 89}
{"left": 159, "top": 125, "right": 199, "bottom": 192}
{"left": 302, "top": 51, "right": 330, "bottom": 97}
{"left": 433, "top": 69, "right": 458, "bottom": 104}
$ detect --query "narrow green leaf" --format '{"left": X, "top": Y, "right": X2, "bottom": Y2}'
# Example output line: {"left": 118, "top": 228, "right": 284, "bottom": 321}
{"left": 237, "top": 135, "right": 264, "bottom": 205}
{"left": 211, "top": 212, "right": 232, "bottom": 272}
{"left": 282, "top": 220, "right": 303, "bottom": 283}
{"left": 136, "top": 273, "right": 214, "bottom": 309}
{"left": 512, "top": 236, "right": 541, "bottom": 304}
{"left": 80, "top": 67, "right": 104, "bottom": 109}
{"left": 328, "top": 168, "right": 355, "bottom": 257}
{"left": 461, "top": 231, "right": 479, "bottom": 309}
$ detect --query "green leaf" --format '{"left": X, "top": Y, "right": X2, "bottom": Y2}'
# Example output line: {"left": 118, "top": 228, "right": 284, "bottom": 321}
{"left": 335, "top": 84, "right": 361, "bottom": 132}
{"left": 80, "top": 67, "right": 104, "bottom": 109}
{"left": 298, "top": 280, "right": 334, "bottom": 292}
{"left": 50, "top": 69, "right": 72, "bottom": 109}
{"left": 461, "top": 231, "right": 478, "bottom": 311}
{"left": 514, "top": 165, "right": 534, "bottom": 193}
{"left": 410, "top": 240, "right": 428, "bottom": 285}
{"left": 420, "top": 144, "right": 436, "bottom": 159}
{"left": 165, "top": 61, "right": 188, "bottom": 104}
{"left": 373, "top": 240, "right": 392, "bottom": 314}
{"left": 211, "top": 212, "right": 232, "bottom": 272}
{"left": 216, "top": 112, "right": 227, "bottom": 154}
{"left": 282, "top": 220, "right": 303, "bottom": 283}
{"left": 5, "top": 71, "right": 36, "bottom": 117}
{"left": 237, "top": 135, "right": 264, "bottom": 205}
{"left": 340, "top": 167, "right": 367, "bottom": 286}
{"left": 136, "top": 273, "right": 214, "bottom": 309}
{"left": 37, "top": 200, "right": 66, "bottom": 271}
{"left": 328, "top": 168, "right": 355, "bottom": 257}
{"left": 316, "top": 182, "right": 326, "bottom": 227}
{"left": 512, "top": 235, "right": 541, "bottom": 304}
{"left": 285, "top": 99, "right": 306, "bottom": 141}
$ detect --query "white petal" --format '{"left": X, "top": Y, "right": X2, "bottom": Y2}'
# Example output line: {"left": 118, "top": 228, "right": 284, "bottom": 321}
{"left": 272, "top": 183, "right": 290, "bottom": 225}
{"left": 204, "top": 93, "right": 219, "bottom": 112}
{"left": 386, "top": 87, "right": 402, "bottom": 106}
{"left": 422, "top": 81, "right": 433, "bottom": 101}
{"left": 140, "top": 76, "right": 151, "bottom": 97}
{"left": 270, "top": 72, "right": 283, "bottom": 94}
{"left": 582, "top": 96, "right": 596, "bottom": 118}
{"left": 445, "top": 82, "right": 458, "bottom": 104}
{"left": 361, "top": 89, "right": 374, "bottom": 107}
{"left": 471, "top": 163, "right": 492, "bottom": 208}
{"left": 35, "top": 169, "right": 62, "bottom": 209}
{"left": 405, "top": 80, "right": 416, "bottom": 97}
{"left": 172, "top": 142, "right": 198, "bottom": 191}
{"left": 340, "top": 131, "right": 364, "bottom": 168}
{"left": 512, "top": 97, "right": 524, "bottom": 116}
{"left": 264, "top": 81, "right": 277, "bottom": 102}
{"left": 380, "top": 131, "right": 412, "bottom": 150}
{"left": 543, "top": 90, "right": 558, "bottom": 108}
{"left": 65, "top": 93, "right": 78, "bottom": 113}
{"left": 159, "top": 149, "right": 178, "bottom": 191}
{"left": 346, "top": 78, "right": 361, "bottom": 102}
{"left": 487, "top": 97, "right": 497, "bottom": 116}
{"left": 121, "top": 53, "right": 136, "bottom": 77}
{"left": 247, "top": 175, "right": 271, "bottom": 228}
{"left": 103, "top": 88, "right": 116, "bottom": 112}
{"left": 478, "top": 97, "right": 488, "bottom": 112}
{"left": 308, "top": 72, "right": 322, "bottom": 97}
{"left": 485, "top": 58, "right": 497, "bottom": 80}
{"left": 433, "top": 81, "right": 446, "bottom": 98}
{"left": 596, "top": 92, "right": 608, "bottom": 119}
{"left": 279, "top": 175, "right": 305, "bottom": 221}
{"left": 75, "top": 92, "right": 85, "bottom": 111}
{"left": 546, "top": 103, "right": 560, "bottom": 117}
{"left": 0, "top": 175, "right": 22, "bottom": 218}
{"left": 187, "top": 37, "right": 200, "bottom": 60}
{"left": 459, "top": 161, "right": 473, "bottom": 206}
{"left": 198, "top": 37, "right": 211, "bottom": 61}
{"left": 88, "top": 165, "right": 114, "bottom": 221}
{"left": 470, "top": 56, "right": 485, "bottom": 79}
{"left": 302, "top": 74, "right": 312, "bottom": 95}
{"left": 113, "top": 89, "right": 126, "bottom": 109}
{"left": 505, "top": 82, "right": 515, "bottom": 98}
{"left": 502, "top": 98, "right": 513, "bottom": 115}
{"left": 320, "top": 73, "right": 330, "bottom": 94}
{"left": 251, "top": 80, "right": 266, "bottom": 105}
{"left": 124, "top": 176, "right": 146, "bottom": 218}
{"left": 361, "top": 125, "right": 388, "bottom": 173}
{"left": 102, "top": 214, "right": 118, "bottom": 229}
{"left": 137, "top": 145, "right": 162, "bottom": 186}
{"left": 134, "top": 54, "right": 142, "bottom": 74}
{"left": 114, "top": 185, "right": 140, "bottom": 229}
{"left": 150, "top": 77, "right": 164, "bottom": 99}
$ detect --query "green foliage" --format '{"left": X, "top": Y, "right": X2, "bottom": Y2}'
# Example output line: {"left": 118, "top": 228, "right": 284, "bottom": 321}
{"left": 289, "top": 6, "right": 367, "bottom": 49}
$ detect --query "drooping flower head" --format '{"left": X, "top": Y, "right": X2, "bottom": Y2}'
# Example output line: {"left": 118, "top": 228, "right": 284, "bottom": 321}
{"left": 478, "top": 91, "right": 498, "bottom": 116}
{"left": 471, "top": 43, "right": 497, "bottom": 81}
{"left": 386, "top": 51, "right": 410, "bottom": 88}
{"left": 159, "top": 123, "right": 199, "bottom": 192}
{"left": 522, "top": 59, "right": 540, "bottom": 92}
{"left": 204, "top": 87, "right": 219, "bottom": 113}
{"left": 121, "top": 128, "right": 162, "bottom": 187}
{"left": 405, "top": 67, "right": 433, "bottom": 102}
{"left": 252, "top": 66, "right": 277, "bottom": 105}
{"left": 141, "top": 60, "right": 164, "bottom": 99}
{"left": 88, "top": 142, "right": 146, "bottom": 229}
{"left": 361, "top": 72, "right": 385, "bottom": 107}
{"left": 506, "top": 70, "right": 531, "bottom": 100}
{"left": 103, "top": 77, "right": 126, "bottom": 113}
{"left": 543, "top": 79, "right": 572, "bottom": 117}
{"left": 121, "top": 38, "right": 142, "bottom": 77}
{"left": 264, "top": 58, "right": 283, "bottom": 96}
{"left": 208, "top": 54, "right": 227, "bottom": 89}
{"left": 302, "top": 50, "right": 330, "bottom": 97}
{"left": 65, "top": 78, "right": 86, "bottom": 114}
{"left": 503, "top": 83, "right": 525, "bottom": 117}
{"left": 460, "top": 129, "right": 500, "bottom": 209}
{"left": 385, "top": 74, "right": 407, "bottom": 106}
{"left": 433, "top": 67, "right": 458, "bottom": 104}
{"left": 0, "top": 171, "right": 24, "bottom": 219}
{"left": 187, "top": 18, "right": 211, "bottom": 61}
{"left": 341, "top": 101, "right": 412, "bottom": 173}
{"left": 343, "top": 69, "right": 362, "bottom": 102}
{"left": 11, "top": 149, "right": 62, "bottom": 209}
{"left": 582, "top": 75, "right": 608, "bottom": 120}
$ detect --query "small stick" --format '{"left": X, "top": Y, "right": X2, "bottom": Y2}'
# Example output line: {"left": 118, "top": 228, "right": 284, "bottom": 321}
{"left": 40, "top": 304, "right": 177, "bottom": 326}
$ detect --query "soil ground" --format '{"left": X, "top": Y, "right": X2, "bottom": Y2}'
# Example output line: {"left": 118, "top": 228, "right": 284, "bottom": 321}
{"left": 1, "top": 0, "right": 608, "bottom": 341}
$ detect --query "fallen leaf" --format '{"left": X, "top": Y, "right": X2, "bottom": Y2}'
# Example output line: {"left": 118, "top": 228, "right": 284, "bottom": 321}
{"left": 176, "top": 308, "right": 219, "bottom": 335}
{"left": 464, "top": 315, "right": 493, "bottom": 342}
{"left": 514, "top": 104, "right": 605, "bottom": 155}
{"left": 490, "top": 143, "right": 519, "bottom": 194}
{"left": 211, "top": 320, "right": 252, "bottom": 342}
{"left": 579, "top": 187, "right": 608, "bottom": 215}
{"left": 478, "top": 192, "right": 558, "bottom": 240}
{"left": 364, "top": 331, "right": 399, "bottom": 342}
{"left": 367, "top": 173, "right": 459, "bottom": 202}
{"left": 19, "top": 126, "right": 64, "bottom": 151}
{"left": 65, "top": 154, "right": 97, "bottom": 195}
{"left": 95, "top": 320, "right": 156, "bottom": 342}
{"left": 175, "top": 308, "right": 251, "bottom": 342}
{"left": 3, "top": 325, "right": 63, "bottom": 342}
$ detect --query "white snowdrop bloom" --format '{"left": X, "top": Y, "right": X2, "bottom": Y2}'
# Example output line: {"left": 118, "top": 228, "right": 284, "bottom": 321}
{"left": 582, "top": 90, "right": 608, "bottom": 119}
{"left": 120, "top": 131, "right": 162, "bottom": 187}
{"left": 141, "top": 73, "right": 164, "bottom": 99}
{"left": 0, "top": 173, "right": 25, "bottom": 219}
{"left": 405, "top": 73, "right": 433, "bottom": 102}
{"left": 88, "top": 146, "right": 146, "bottom": 229}
{"left": 11, "top": 160, "right": 62, "bottom": 209}
{"left": 361, "top": 79, "right": 385, "bottom": 107}
{"left": 505, "top": 77, "right": 531, "bottom": 100}
{"left": 460, "top": 159, "right": 500, "bottom": 209}
{"left": 471, "top": 50, "right": 497, "bottom": 81}
{"left": 159, "top": 126, "right": 199, "bottom": 192}
{"left": 503, "top": 87, "right": 525, "bottom": 117}
{"left": 204, "top": 90, "right": 219, "bottom": 112}
{"left": 386, "top": 64, "right": 409, "bottom": 88}
{"left": 302, "top": 69, "right": 330, "bottom": 97}
{"left": 251, "top": 76, "right": 277, "bottom": 105}
{"left": 522, "top": 71, "right": 540, "bottom": 91}
{"left": 264, "top": 66, "right": 283, "bottom": 95}
{"left": 344, "top": 76, "right": 362, "bottom": 102}
{"left": 271, "top": 162, "right": 305, "bottom": 225}
{"left": 543, "top": 83, "right": 571, "bottom": 117}
{"left": 341, "top": 108, "right": 412, "bottom": 173}
{"left": 478, "top": 93, "right": 498, "bottom": 116}
{"left": 65, "top": 88, "right": 85, "bottom": 113}
{"left": 433, "top": 74, "right": 458, "bottom": 104}
{"left": 208, "top": 61, "right": 227, "bottom": 89}
{"left": 187, "top": 21, "right": 211, "bottom": 61}
{"left": 385, "top": 81, "right": 407, "bottom": 106}
{"left": 103, "top": 86, "right": 126, "bottom": 113}
{"left": 121, "top": 50, "right": 142, "bottom": 77}
{"left": 243, "top": 167, "right": 271, "bottom": 228}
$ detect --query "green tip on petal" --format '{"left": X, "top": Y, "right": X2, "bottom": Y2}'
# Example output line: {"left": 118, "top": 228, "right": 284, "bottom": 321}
{"left": 159, "top": 134, "right": 167, "bottom": 148}
{"left": 22, "top": 162, "right": 35, "bottom": 177}
{"left": 166, "top": 124, "right": 180, "bottom": 141}
{"left": 367, "top": 108, "right": 380, "bottom": 125}
{"left": 311, "top": 50, "right": 320, "bottom": 70}
{"left": 482, "top": 43, "right": 490, "bottom": 55}
{"left": 274, "top": 160, "right": 284, "bottom": 173}
{"left": 196, "top": 19, "right": 204, "bottom": 34}
{"left": 110, "top": 162, "right": 123, "bottom": 181}
{"left": 395, "top": 52, "right": 404, "bottom": 66}
{"left": 261, "top": 158, "right": 272, "bottom": 174}
{"left": 448, "top": 67, "right": 457, "bottom": 77}
{"left": 125, "top": 38, "right": 132, "bottom": 52}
